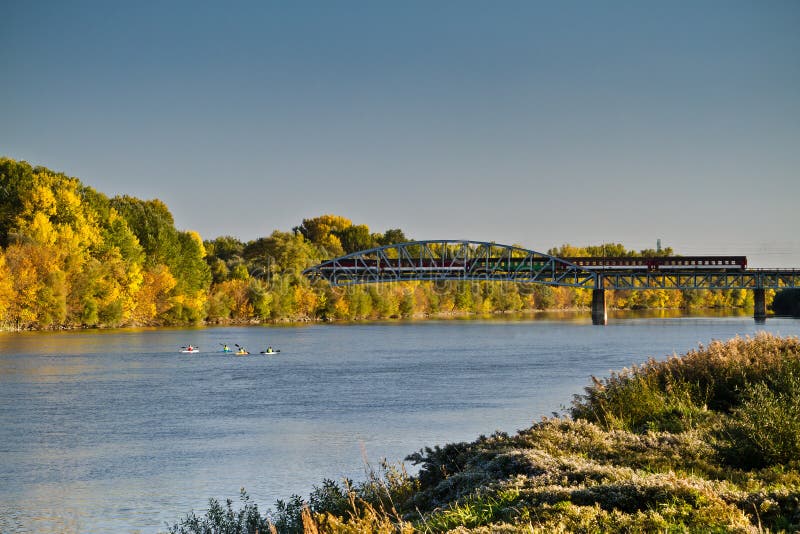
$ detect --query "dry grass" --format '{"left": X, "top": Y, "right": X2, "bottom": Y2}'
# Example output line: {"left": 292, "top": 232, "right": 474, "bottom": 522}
{"left": 572, "top": 333, "right": 800, "bottom": 429}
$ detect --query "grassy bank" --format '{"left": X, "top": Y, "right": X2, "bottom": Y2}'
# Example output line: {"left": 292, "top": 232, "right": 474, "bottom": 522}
{"left": 169, "top": 333, "right": 800, "bottom": 533}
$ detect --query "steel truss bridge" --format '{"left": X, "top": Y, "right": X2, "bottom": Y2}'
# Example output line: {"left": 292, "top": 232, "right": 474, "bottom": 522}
{"left": 303, "top": 240, "right": 800, "bottom": 324}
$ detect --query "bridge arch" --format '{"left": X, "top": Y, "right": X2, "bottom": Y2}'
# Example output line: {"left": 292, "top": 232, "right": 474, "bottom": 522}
{"left": 303, "top": 240, "right": 599, "bottom": 288}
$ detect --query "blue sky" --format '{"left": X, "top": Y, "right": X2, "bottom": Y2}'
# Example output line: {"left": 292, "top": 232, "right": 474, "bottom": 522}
{"left": 2, "top": 1, "right": 799, "bottom": 266}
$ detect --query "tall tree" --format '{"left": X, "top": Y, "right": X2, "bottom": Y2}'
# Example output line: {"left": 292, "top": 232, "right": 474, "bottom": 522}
{"left": 334, "top": 224, "right": 376, "bottom": 254}
{"left": 294, "top": 214, "right": 351, "bottom": 256}
{"left": 110, "top": 196, "right": 180, "bottom": 266}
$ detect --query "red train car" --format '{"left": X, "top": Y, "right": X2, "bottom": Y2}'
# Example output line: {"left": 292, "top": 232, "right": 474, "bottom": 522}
{"left": 563, "top": 256, "right": 747, "bottom": 271}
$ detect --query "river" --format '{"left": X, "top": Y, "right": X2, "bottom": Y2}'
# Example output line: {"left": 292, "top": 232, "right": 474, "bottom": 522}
{"left": 1, "top": 312, "right": 799, "bottom": 533}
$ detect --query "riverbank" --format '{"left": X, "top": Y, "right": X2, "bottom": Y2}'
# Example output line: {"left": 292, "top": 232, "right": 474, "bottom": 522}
{"left": 170, "top": 333, "right": 800, "bottom": 533}
{"left": 1, "top": 304, "right": 757, "bottom": 332}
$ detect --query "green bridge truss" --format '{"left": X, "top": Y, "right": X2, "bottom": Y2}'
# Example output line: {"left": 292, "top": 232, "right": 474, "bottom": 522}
{"left": 303, "top": 240, "right": 597, "bottom": 288}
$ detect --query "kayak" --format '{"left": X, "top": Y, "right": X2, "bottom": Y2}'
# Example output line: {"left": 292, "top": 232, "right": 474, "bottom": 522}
{"left": 235, "top": 351, "right": 249, "bottom": 356}
{"left": 259, "top": 350, "right": 281, "bottom": 355}
{"left": 181, "top": 349, "right": 200, "bottom": 353}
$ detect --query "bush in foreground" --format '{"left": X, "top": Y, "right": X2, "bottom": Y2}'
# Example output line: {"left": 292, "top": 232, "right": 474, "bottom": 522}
{"left": 170, "top": 333, "right": 800, "bottom": 533}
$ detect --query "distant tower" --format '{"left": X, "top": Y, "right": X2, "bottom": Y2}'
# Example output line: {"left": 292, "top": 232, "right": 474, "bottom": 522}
{"left": 657, "top": 239, "right": 662, "bottom": 253}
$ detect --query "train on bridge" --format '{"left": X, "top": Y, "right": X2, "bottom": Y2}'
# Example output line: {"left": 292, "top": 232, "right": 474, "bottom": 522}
{"left": 560, "top": 256, "right": 747, "bottom": 271}
{"left": 305, "top": 241, "right": 800, "bottom": 325}
{"left": 321, "top": 256, "right": 748, "bottom": 273}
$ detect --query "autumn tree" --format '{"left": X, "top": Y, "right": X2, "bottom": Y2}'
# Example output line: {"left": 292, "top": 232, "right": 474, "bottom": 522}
{"left": 333, "top": 224, "right": 376, "bottom": 254}
{"left": 377, "top": 228, "right": 408, "bottom": 246}
{"left": 294, "top": 214, "right": 351, "bottom": 256}
{"left": 112, "top": 196, "right": 210, "bottom": 323}
{"left": 110, "top": 196, "right": 180, "bottom": 266}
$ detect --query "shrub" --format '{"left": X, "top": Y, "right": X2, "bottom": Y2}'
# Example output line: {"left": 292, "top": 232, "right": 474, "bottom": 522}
{"left": 721, "top": 361, "right": 800, "bottom": 468}
{"left": 420, "top": 487, "right": 520, "bottom": 533}
{"left": 572, "top": 334, "right": 800, "bottom": 432}
{"left": 167, "top": 489, "right": 269, "bottom": 534}
{"left": 309, "top": 479, "right": 351, "bottom": 519}
{"left": 270, "top": 495, "right": 306, "bottom": 534}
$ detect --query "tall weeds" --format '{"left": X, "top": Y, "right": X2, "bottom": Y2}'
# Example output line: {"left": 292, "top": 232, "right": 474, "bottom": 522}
{"left": 572, "top": 334, "right": 800, "bottom": 429}
{"left": 722, "top": 360, "right": 800, "bottom": 467}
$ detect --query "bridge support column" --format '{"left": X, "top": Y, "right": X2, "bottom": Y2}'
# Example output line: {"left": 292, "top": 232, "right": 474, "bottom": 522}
{"left": 591, "top": 289, "right": 607, "bottom": 326}
{"left": 754, "top": 288, "right": 767, "bottom": 324}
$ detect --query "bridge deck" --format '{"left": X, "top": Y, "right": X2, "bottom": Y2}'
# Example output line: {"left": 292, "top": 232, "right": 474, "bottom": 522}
{"left": 595, "top": 269, "right": 800, "bottom": 290}
{"left": 308, "top": 263, "right": 800, "bottom": 290}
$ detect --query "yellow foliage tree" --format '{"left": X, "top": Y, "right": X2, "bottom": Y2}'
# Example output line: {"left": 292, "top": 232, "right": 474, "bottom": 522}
{"left": 3, "top": 244, "right": 42, "bottom": 327}
{"left": 295, "top": 214, "right": 352, "bottom": 256}
{"left": 294, "top": 285, "right": 319, "bottom": 318}
{"left": 332, "top": 290, "right": 351, "bottom": 319}
{"left": 0, "top": 251, "right": 14, "bottom": 322}
{"left": 131, "top": 265, "right": 177, "bottom": 325}
{"left": 215, "top": 279, "right": 253, "bottom": 320}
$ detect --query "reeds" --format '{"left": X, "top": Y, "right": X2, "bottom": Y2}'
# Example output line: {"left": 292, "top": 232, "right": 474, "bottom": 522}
{"left": 572, "top": 334, "right": 800, "bottom": 429}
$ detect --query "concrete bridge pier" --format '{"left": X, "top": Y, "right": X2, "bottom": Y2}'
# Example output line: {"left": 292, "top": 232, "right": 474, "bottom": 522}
{"left": 591, "top": 288, "right": 607, "bottom": 326}
{"left": 753, "top": 288, "right": 767, "bottom": 324}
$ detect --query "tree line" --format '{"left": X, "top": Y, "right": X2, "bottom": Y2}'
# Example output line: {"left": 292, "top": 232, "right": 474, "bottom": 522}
{"left": 0, "top": 158, "right": 764, "bottom": 330}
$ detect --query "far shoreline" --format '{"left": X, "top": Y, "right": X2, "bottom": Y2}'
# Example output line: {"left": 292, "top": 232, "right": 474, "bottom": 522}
{"left": 0, "top": 305, "right": 767, "bottom": 334}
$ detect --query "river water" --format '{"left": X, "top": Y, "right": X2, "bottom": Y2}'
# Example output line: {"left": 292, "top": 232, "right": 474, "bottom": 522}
{"left": 1, "top": 312, "right": 799, "bottom": 533}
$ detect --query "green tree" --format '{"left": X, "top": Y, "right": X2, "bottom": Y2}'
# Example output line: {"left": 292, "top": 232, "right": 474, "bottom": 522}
{"left": 334, "top": 224, "right": 376, "bottom": 254}
{"left": 399, "top": 289, "right": 415, "bottom": 317}
{"left": 230, "top": 263, "right": 250, "bottom": 281}
{"left": 168, "top": 231, "right": 211, "bottom": 322}
{"left": 532, "top": 285, "right": 555, "bottom": 309}
{"left": 295, "top": 214, "right": 351, "bottom": 243}
{"left": 247, "top": 279, "right": 273, "bottom": 319}
{"left": 205, "top": 235, "right": 244, "bottom": 261}
{"left": 0, "top": 158, "right": 36, "bottom": 247}
{"left": 294, "top": 214, "right": 351, "bottom": 256}
{"left": 378, "top": 228, "right": 408, "bottom": 246}
{"left": 454, "top": 282, "right": 475, "bottom": 312}
{"left": 110, "top": 196, "right": 181, "bottom": 266}
{"left": 264, "top": 231, "right": 322, "bottom": 275}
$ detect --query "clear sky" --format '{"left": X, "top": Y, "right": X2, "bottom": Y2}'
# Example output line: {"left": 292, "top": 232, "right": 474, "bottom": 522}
{"left": 2, "top": 1, "right": 798, "bottom": 266}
